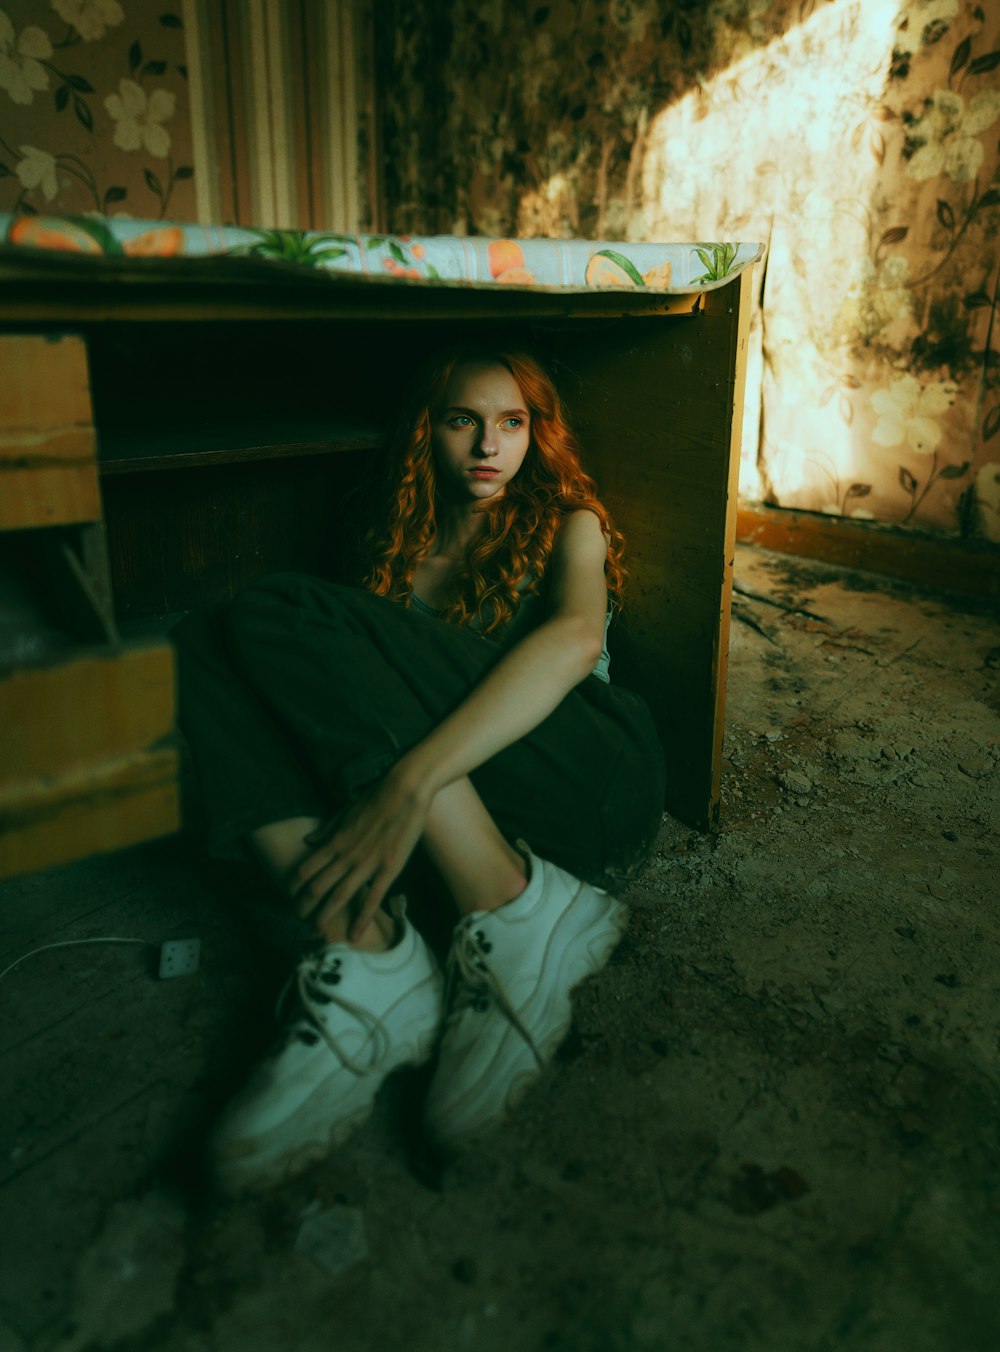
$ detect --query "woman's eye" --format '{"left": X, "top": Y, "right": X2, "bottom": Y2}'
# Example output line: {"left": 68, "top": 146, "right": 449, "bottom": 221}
{"left": 501, "top": 417, "right": 523, "bottom": 430}
{"left": 449, "top": 415, "right": 474, "bottom": 428}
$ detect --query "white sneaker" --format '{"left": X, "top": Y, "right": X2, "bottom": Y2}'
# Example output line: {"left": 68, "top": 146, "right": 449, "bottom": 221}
{"left": 211, "top": 896, "right": 443, "bottom": 1194}
{"left": 423, "top": 843, "right": 627, "bottom": 1152}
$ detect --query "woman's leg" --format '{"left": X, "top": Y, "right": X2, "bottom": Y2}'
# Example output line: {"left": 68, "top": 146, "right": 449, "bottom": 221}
{"left": 248, "top": 816, "right": 396, "bottom": 949}
{"left": 221, "top": 573, "right": 664, "bottom": 895}
{"left": 171, "top": 604, "right": 328, "bottom": 862}
{"left": 421, "top": 777, "right": 528, "bottom": 914}
{"left": 220, "top": 574, "right": 658, "bottom": 1155}
{"left": 245, "top": 781, "right": 528, "bottom": 947}
{"left": 180, "top": 573, "right": 664, "bottom": 1181}
{"left": 210, "top": 774, "right": 533, "bottom": 1192}
{"left": 173, "top": 587, "right": 533, "bottom": 952}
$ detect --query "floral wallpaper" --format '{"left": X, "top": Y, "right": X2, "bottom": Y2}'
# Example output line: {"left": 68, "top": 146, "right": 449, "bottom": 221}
{"left": 0, "top": 1, "right": 194, "bottom": 221}
{"left": 376, "top": 0, "right": 1000, "bottom": 543}
{"left": 3, "top": 1, "right": 998, "bottom": 542}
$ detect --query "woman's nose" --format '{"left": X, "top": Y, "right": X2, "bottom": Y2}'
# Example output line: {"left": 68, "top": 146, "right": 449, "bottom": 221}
{"left": 478, "top": 427, "right": 498, "bottom": 456}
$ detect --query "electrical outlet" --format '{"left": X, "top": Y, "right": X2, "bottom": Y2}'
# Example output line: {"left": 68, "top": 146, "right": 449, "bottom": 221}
{"left": 159, "top": 938, "right": 200, "bottom": 979}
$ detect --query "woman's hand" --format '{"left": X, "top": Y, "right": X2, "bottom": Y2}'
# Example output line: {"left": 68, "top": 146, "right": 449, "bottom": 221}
{"left": 289, "top": 513, "right": 609, "bottom": 943}
{"left": 291, "top": 761, "right": 432, "bottom": 942}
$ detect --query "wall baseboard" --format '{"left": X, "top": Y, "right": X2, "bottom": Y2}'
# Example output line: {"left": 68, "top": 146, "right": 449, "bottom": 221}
{"left": 736, "top": 505, "right": 1000, "bottom": 602}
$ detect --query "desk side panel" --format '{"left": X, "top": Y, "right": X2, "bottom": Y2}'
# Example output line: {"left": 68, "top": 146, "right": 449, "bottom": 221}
{"left": 559, "top": 271, "right": 753, "bottom": 828}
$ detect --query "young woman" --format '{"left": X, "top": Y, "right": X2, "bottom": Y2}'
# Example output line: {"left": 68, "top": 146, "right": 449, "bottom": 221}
{"left": 171, "top": 348, "right": 665, "bottom": 1193}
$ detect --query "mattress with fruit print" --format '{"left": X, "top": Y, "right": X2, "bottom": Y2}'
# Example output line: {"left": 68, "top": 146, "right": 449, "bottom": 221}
{"left": 0, "top": 212, "right": 762, "bottom": 295}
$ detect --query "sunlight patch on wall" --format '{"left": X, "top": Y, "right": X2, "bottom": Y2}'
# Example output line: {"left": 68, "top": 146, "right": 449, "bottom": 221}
{"left": 638, "top": 0, "right": 902, "bottom": 507}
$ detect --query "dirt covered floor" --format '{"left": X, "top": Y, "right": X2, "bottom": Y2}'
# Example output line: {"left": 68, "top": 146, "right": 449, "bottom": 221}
{"left": 1, "top": 543, "right": 998, "bottom": 1352}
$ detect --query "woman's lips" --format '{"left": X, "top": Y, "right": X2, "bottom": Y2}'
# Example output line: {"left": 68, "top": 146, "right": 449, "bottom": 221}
{"left": 468, "top": 468, "right": 500, "bottom": 478}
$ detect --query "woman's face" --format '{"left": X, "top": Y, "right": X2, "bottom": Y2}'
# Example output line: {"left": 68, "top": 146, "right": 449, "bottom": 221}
{"left": 430, "top": 361, "right": 531, "bottom": 504}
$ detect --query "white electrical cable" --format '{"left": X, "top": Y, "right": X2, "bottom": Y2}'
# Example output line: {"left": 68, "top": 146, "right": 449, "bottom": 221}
{"left": 0, "top": 937, "right": 152, "bottom": 984}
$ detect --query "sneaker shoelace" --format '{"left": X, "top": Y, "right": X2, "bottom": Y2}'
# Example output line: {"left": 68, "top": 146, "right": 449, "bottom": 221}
{"left": 275, "top": 949, "right": 391, "bottom": 1077}
{"left": 445, "top": 919, "right": 545, "bottom": 1069}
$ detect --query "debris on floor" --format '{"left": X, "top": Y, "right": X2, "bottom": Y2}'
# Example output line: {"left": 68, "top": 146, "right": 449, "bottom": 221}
{"left": 1, "top": 544, "right": 998, "bottom": 1352}
{"left": 55, "top": 1193, "right": 186, "bottom": 1352}
{"left": 294, "top": 1200, "right": 369, "bottom": 1278}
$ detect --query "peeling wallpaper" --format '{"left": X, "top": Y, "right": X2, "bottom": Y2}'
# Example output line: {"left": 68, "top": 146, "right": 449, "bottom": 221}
{"left": 376, "top": 0, "right": 1000, "bottom": 542}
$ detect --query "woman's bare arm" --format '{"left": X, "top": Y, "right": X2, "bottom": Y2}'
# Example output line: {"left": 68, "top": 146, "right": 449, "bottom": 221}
{"left": 402, "top": 508, "right": 609, "bottom": 793}
{"left": 294, "top": 509, "right": 611, "bottom": 933}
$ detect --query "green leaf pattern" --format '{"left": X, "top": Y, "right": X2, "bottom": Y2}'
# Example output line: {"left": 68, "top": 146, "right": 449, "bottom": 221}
{"left": 693, "top": 242, "right": 738, "bottom": 283}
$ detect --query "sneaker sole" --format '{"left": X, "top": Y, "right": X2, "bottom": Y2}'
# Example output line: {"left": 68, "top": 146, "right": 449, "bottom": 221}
{"left": 425, "top": 890, "right": 628, "bottom": 1149}
{"left": 213, "top": 1094, "right": 377, "bottom": 1196}
{"left": 213, "top": 1007, "right": 441, "bottom": 1196}
{"left": 514, "top": 886, "right": 628, "bottom": 1065}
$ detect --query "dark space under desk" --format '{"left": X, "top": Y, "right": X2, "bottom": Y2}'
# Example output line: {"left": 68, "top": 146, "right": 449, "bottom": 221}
{"left": 0, "top": 255, "right": 754, "bottom": 875}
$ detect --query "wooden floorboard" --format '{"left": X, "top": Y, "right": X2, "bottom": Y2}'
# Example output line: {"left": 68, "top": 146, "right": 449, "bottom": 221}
{"left": 0, "top": 830, "right": 276, "bottom": 1340}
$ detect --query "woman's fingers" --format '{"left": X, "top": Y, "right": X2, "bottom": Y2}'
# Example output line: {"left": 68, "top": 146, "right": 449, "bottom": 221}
{"left": 310, "top": 828, "right": 414, "bottom": 936}
{"left": 293, "top": 825, "right": 393, "bottom": 921}
{"left": 311, "top": 855, "right": 396, "bottom": 939}
{"left": 292, "top": 811, "right": 374, "bottom": 896}
{"left": 292, "top": 846, "right": 350, "bottom": 913}
{"left": 303, "top": 810, "right": 348, "bottom": 847}
{"left": 295, "top": 855, "right": 368, "bottom": 919}
{"left": 292, "top": 778, "right": 429, "bottom": 936}
{"left": 348, "top": 869, "right": 394, "bottom": 942}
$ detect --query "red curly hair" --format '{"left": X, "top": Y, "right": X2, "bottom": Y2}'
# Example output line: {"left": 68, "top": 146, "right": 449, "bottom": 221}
{"left": 363, "top": 348, "right": 626, "bottom": 634}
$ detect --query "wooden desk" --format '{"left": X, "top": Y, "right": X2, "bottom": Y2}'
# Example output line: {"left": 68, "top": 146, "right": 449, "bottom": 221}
{"left": 0, "top": 256, "right": 753, "bottom": 874}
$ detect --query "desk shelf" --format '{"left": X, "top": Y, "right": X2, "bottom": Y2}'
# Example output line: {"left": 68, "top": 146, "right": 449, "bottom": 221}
{"left": 99, "top": 420, "right": 381, "bottom": 475}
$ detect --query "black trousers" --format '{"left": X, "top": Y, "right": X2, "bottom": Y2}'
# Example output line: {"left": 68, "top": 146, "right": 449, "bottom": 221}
{"left": 170, "top": 575, "right": 665, "bottom": 892}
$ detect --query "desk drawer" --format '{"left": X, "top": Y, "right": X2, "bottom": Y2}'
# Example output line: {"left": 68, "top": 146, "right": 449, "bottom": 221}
{"left": 0, "top": 333, "right": 101, "bottom": 530}
{"left": 0, "top": 642, "right": 178, "bottom": 879}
